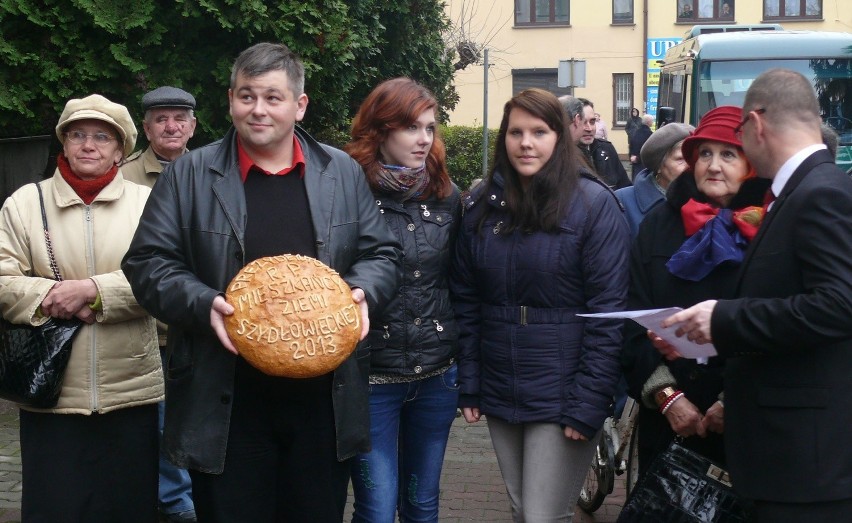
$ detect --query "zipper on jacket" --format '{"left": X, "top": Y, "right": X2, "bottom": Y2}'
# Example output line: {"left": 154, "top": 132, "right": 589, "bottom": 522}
{"left": 432, "top": 319, "right": 444, "bottom": 332}
{"left": 85, "top": 205, "right": 99, "bottom": 411}
{"left": 382, "top": 325, "right": 390, "bottom": 340}
{"left": 493, "top": 220, "right": 503, "bottom": 235}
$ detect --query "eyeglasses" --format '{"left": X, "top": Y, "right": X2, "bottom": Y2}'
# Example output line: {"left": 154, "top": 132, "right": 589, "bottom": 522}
{"left": 64, "top": 130, "right": 117, "bottom": 145}
{"left": 734, "top": 108, "right": 766, "bottom": 140}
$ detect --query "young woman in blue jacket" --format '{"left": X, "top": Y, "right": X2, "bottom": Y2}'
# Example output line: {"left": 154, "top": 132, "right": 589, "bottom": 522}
{"left": 451, "top": 88, "right": 629, "bottom": 522}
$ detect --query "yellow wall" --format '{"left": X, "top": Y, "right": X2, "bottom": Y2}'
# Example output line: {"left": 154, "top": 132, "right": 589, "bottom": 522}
{"left": 446, "top": 0, "right": 852, "bottom": 155}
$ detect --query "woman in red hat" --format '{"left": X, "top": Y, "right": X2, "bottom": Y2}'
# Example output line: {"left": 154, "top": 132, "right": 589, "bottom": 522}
{"left": 620, "top": 106, "right": 771, "bottom": 486}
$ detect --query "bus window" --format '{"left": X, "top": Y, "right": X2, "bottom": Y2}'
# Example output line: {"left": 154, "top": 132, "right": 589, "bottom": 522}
{"left": 659, "top": 70, "right": 687, "bottom": 123}
{"left": 823, "top": 77, "right": 852, "bottom": 147}
{"left": 695, "top": 58, "right": 852, "bottom": 133}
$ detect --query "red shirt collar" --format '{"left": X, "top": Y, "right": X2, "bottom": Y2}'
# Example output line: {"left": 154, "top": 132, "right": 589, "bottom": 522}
{"left": 237, "top": 135, "right": 305, "bottom": 183}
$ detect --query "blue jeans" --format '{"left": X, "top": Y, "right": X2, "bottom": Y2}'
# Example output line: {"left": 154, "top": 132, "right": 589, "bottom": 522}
{"left": 159, "top": 352, "right": 194, "bottom": 515}
{"left": 351, "top": 364, "right": 459, "bottom": 523}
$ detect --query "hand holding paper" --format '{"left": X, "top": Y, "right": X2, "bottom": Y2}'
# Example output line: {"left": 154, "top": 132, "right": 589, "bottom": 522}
{"left": 578, "top": 305, "right": 717, "bottom": 359}
{"left": 661, "top": 300, "right": 718, "bottom": 345}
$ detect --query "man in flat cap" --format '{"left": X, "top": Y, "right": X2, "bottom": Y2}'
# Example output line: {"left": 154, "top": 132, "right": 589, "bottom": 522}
{"left": 124, "top": 85, "right": 198, "bottom": 523}
{"left": 122, "top": 86, "right": 197, "bottom": 188}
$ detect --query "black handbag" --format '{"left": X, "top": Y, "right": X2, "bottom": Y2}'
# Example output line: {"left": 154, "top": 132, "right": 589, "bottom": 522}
{"left": 0, "top": 182, "right": 82, "bottom": 408}
{"left": 617, "top": 439, "right": 750, "bottom": 523}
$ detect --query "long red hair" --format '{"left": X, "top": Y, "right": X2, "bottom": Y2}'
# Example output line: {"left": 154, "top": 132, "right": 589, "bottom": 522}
{"left": 346, "top": 77, "right": 452, "bottom": 199}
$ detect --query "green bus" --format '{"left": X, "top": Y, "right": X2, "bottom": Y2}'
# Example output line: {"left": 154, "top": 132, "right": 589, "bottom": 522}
{"left": 657, "top": 25, "right": 852, "bottom": 172}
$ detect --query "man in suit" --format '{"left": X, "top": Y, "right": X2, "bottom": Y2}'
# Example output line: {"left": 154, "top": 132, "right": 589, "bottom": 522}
{"left": 660, "top": 68, "right": 852, "bottom": 521}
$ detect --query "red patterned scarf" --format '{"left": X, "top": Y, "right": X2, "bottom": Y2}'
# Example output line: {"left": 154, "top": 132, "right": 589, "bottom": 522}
{"left": 666, "top": 198, "right": 766, "bottom": 281}
{"left": 680, "top": 198, "right": 764, "bottom": 242}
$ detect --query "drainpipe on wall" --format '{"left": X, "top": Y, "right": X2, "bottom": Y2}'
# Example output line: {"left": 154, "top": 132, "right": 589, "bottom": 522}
{"left": 642, "top": 0, "right": 649, "bottom": 114}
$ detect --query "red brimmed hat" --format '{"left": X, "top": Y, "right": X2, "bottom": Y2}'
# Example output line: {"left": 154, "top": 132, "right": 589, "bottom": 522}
{"left": 682, "top": 106, "right": 743, "bottom": 169}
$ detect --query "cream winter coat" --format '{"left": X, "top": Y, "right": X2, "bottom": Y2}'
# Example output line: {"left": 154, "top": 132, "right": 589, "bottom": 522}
{"left": 0, "top": 170, "right": 163, "bottom": 414}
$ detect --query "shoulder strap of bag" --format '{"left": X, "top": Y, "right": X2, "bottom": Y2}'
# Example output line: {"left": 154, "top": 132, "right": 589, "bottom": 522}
{"left": 34, "top": 182, "right": 63, "bottom": 282}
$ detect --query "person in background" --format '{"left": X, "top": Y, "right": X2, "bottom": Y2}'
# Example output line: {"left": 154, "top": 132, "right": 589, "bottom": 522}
{"left": 820, "top": 122, "right": 839, "bottom": 159}
{"left": 611, "top": 122, "right": 694, "bottom": 424}
{"left": 121, "top": 86, "right": 196, "bottom": 187}
{"left": 122, "top": 43, "right": 401, "bottom": 522}
{"left": 621, "top": 106, "right": 769, "bottom": 488}
{"left": 625, "top": 107, "right": 642, "bottom": 139}
{"left": 0, "top": 94, "right": 162, "bottom": 521}
{"left": 661, "top": 68, "right": 852, "bottom": 522}
{"left": 345, "top": 77, "right": 461, "bottom": 523}
{"left": 628, "top": 114, "right": 654, "bottom": 177}
{"left": 452, "top": 88, "right": 629, "bottom": 522}
{"left": 122, "top": 85, "right": 197, "bottom": 523}
{"left": 616, "top": 122, "right": 694, "bottom": 237}
{"left": 594, "top": 112, "right": 609, "bottom": 141}
{"left": 560, "top": 96, "right": 631, "bottom": 190}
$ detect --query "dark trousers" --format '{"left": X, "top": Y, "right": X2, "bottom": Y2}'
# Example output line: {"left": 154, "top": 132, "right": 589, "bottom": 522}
{"left": 189, "top": 359, "right": 351, "bottom": 523}
{"left": 20, "top": 404, "right": 159, "bottom": 523}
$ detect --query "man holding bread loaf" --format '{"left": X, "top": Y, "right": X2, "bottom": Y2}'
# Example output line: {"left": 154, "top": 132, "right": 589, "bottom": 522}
{"left": 123, "top": 42, "right": 402, "bottom": 522}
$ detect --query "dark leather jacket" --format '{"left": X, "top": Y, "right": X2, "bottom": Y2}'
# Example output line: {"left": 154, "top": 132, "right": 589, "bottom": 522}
{"left": 122, "top": 126, "right": 402, "bottom": 473}
{"left": 582, "top": 139, "right": 631, "bottom": 190}
{"left": 368, "top": 187, "right": 461, "bottom": 376}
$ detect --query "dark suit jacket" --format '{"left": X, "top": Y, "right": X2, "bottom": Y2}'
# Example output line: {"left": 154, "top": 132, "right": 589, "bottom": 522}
{"left": 711, "top": 149, "right": 852, "bottom": 502}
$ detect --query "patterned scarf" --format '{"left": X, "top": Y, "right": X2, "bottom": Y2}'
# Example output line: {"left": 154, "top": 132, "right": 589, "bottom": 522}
{"left": 666, "top": 198, "right": 765, "bottom": 282}
{"left": 57, "top": 154, "right": 118, "bottom": 205}
{"left": 375, "top": 163, "right": 429, "bottom": 202}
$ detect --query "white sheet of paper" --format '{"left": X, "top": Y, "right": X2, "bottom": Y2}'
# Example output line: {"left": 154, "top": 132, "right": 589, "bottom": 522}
{"left": 577, "top": 307, "right": 717, "bottom": 359}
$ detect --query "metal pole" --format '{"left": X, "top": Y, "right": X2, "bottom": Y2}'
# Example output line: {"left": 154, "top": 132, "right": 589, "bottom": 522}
{"left": 569, "top": 58, "right": 574, "bottom": 89}
{"left": 482, "top": 48, "right": 489, "bottom": 179}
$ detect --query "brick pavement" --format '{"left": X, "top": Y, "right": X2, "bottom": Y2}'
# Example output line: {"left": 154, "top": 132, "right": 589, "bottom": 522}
{"left": 0, "top": 402, "right": 625, "bottom": 522}
{"left": 0, "top": 401, "right": 20, "bottom": 523}
{"left": 418, "top": 415, "right": 626, "bottom": 522}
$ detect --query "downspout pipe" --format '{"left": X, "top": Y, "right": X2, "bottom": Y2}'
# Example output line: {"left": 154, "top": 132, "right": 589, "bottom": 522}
{"left": 642, "top": 0, "right": 649, "bottom": 114}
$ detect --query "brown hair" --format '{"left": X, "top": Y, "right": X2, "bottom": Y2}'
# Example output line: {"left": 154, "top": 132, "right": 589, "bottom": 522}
{"left": 346, "top": 78, "right": 451, "bottom": 199}
{"left": 483, "top": 88, "right": 579, "bottom": 233}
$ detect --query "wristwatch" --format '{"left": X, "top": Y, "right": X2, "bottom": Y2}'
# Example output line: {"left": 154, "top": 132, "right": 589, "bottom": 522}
{"left": 654, "top": 386, "right": 677, "bottom": 408}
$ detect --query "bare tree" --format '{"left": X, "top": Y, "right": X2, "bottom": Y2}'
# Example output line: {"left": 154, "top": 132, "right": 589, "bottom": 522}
{"left": 444, "top": 0, "right": 510, "bottom": 71}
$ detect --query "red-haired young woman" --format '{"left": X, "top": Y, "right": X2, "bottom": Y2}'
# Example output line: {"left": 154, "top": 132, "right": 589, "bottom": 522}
{"left": 345, "top": 77, "right": 461, "bottom": 523}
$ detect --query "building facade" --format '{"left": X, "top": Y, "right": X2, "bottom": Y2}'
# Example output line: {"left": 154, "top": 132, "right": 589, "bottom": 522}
{"left": 445, "top": 0, "right": 851, "bottom": 155}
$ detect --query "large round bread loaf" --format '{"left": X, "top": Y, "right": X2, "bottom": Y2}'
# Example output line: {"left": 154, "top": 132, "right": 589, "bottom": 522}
{"left": 224, "top": 254, "right": 361, "bottom": 378}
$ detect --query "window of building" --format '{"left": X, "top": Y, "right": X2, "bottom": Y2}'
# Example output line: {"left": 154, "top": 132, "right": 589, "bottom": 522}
{"left": 613, "top": 74, "right": 634, "bottom": 127}
{"left": 512, "top": 69, "right": 574, "bottom": 97}
{"left": 613, "top": 0, "right": 633, "bottom": 24}
{"left": 677, "top": 0, "right": 735, "bottom": 22}
{"left": 764, "top": 0, "right": 822, "bottom": 20}
{"left": 515, "top": 0, "right": 570, "bottom": 26}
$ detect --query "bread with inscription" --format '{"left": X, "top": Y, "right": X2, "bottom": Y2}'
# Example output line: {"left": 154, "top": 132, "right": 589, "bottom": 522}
{"left": 224, "top": 254, "right": 361, "bottom": 378}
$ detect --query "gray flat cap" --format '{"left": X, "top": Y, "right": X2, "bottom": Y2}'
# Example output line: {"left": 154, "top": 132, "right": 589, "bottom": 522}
{"left": 142, "top": 86, "right": 196, "bottom": 111}
{"left": 640, "top": 122, "right": 694, "bottom": 174}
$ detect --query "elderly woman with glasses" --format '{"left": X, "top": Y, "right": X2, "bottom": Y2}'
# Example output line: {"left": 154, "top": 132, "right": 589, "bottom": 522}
{"left": 0, "top": 94, "right": 163, "bottom": 521}
{"left": 620, "top": 106, "right": 772, "bottom": 487}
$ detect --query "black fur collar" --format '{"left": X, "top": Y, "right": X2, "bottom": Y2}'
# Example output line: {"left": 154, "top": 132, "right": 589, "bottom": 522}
{"left": 666, "top": 171, "right": 771, "bottom": 210}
